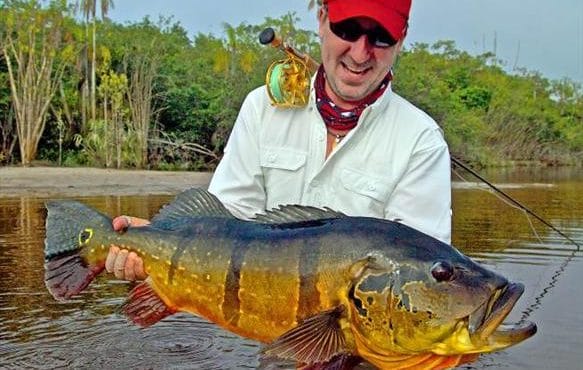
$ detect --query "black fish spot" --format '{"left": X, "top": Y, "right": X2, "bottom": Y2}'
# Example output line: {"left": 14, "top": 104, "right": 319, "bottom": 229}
{"left": 349, "top": 285, "right": 367, "bottom": 317}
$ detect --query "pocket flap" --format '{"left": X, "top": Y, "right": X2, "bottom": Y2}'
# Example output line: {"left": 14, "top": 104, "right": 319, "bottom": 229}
{"left": 260, "top": 147, "right": 307, "bottom": 171}
{"left": 340, "top": 168, "right": 393, "bottom": 202}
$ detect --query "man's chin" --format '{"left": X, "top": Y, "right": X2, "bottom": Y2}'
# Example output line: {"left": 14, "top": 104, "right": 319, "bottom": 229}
{"left": 333, "top": 88, "right": 371, "bottom": 105}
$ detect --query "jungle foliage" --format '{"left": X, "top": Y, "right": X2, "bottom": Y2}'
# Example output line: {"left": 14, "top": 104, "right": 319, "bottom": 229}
{"left": 0, "top": 0, "right": 581, "bottom": 169}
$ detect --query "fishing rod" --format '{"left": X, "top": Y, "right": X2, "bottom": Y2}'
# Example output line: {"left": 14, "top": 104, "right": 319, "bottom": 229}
{"left": 258, "top": 27, "right": 581, "bottom": 251}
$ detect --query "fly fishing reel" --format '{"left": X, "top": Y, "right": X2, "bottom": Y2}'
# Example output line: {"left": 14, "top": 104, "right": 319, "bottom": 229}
{"left": 259, "top": 28, "right": 319, "bottom": 108}
{"left": 265, "top": 56, "right": 311, "bottom": 108}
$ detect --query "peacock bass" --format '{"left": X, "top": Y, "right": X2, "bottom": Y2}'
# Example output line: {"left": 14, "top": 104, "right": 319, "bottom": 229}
{"left": 44, "top": 188, "right": 536, "bottom": 369}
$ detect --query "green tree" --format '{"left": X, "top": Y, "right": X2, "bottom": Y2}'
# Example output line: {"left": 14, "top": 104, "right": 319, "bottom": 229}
{"left": 1, "top": 0, "right": 73, "bottom": 166}
{"left": 76, "top": 0, "right": 114, "bottom": 124}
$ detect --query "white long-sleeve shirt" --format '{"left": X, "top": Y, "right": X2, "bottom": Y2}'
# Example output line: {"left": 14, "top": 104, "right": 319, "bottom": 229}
{"left": 208, "top": 82, "right": 452, "bottom": 243}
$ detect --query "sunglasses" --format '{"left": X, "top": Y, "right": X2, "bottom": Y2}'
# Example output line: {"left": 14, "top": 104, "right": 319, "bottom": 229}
{"left": 329, "top": 19, "right": 398, "bottom": 48}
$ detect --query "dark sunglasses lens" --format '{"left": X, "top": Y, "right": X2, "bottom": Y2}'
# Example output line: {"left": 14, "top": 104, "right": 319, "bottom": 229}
{"left": 330, "top": 19, "right": 397, "bottom": 48}
{"left": 329, "top": 20, "right": 361, "bottom": 42}
{"left": 371, "top": 28, "right": 397, "bottom": 48}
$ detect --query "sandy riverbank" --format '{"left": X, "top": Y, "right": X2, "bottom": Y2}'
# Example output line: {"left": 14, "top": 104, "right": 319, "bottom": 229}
{"left": 0, "top": 166, "right": 213, "bottom": 197}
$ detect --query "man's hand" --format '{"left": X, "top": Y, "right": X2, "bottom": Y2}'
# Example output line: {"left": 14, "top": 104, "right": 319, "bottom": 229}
{"left": 105, "top": 216, "right": 150, "bottom": 281}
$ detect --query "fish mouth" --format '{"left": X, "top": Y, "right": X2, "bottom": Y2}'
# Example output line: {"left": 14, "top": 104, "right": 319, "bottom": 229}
{"left": 469, "top": 283, "right": 537, "bottom": 348}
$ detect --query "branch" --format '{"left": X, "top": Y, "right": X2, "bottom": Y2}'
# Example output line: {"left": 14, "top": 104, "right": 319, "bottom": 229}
{"left": 148, "top": 137, "right": 219, "bottom": 160}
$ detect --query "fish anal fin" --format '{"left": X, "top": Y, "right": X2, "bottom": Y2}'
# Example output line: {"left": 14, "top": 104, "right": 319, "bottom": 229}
{"left": 261, "top": 305, "right": 350, "bottom": 366}
{"left": 300, "top": 354, "right": 363, "bottom": 370}
{"left": 45, "top": 252, "right": 105, "bottom": 300}
{"left": 121, "top": 280, "right": 177, "bottom": 327}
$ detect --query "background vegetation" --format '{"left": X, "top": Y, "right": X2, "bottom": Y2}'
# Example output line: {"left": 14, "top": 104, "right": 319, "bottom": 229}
{"left": 1, "top": 0, "right": 581, "bottom": 169}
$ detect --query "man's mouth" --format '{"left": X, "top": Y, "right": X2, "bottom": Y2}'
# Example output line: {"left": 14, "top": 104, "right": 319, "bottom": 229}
{"left": 341, "top": 61, "right": 371, "bottom": 75}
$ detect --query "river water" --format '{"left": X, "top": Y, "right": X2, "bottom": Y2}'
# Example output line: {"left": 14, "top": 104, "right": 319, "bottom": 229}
{"left": 0, "top": 167, "right": 582, "bottom": 369}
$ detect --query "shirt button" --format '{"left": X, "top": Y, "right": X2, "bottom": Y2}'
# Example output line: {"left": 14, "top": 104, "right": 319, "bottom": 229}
{"left": 367, "top": 183, "right": 376, "bottom": 191}
{"left": 268, "top": 154, "right": 276, "bottom": 162}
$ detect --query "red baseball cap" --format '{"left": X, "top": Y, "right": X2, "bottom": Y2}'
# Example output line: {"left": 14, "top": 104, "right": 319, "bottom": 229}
{"left": 325, "top": 0, "right": 412, "bottom": 40}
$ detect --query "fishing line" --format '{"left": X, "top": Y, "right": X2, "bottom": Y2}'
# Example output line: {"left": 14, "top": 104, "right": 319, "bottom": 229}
{"left": 451, "top": 156, "right": 582, "bottom": 322}
{"left": 451, "top": 167, "right": 544, "bottom": 244}
{"left": 451, "top": 156, "right": 581, "bottom": 250}
{"left": 517, "top": 246, "right": 578, "bottom": 325}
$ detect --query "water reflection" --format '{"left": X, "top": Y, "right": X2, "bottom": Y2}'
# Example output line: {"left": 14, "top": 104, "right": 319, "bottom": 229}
{"left": 0, "top": 168, "right": 582, "bottom": 369}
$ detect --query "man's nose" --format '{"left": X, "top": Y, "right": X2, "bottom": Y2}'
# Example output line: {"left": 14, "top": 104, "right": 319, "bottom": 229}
{"left": 349, "top": 35, "right": 374, "bottom": 64}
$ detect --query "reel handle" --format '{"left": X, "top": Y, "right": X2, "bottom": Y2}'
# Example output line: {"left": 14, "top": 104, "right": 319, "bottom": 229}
{"left": 259, "top": 27, "right": 282, "bottom": 48}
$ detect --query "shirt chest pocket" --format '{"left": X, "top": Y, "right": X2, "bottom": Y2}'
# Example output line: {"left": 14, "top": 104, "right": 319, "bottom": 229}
{"left": 340, "top": 168, "right": 395, "bottom": 203}
{"left": 260, "top": 147, "right": 307, "bottom": 171}
{"left": 260, "top": 147, "right": 308, "bottom": 205}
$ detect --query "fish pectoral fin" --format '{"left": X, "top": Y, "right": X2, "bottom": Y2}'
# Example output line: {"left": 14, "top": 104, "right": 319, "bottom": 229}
{"left": 261, "top": 305, "right": 353, "bottom": 367}
{"left": 120, "top": 280, "right": 177, "bottom": 327}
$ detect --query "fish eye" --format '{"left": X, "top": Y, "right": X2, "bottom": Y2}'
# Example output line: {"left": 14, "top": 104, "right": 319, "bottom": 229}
{"left": 431, "top": 261, "right": 455, "bottom": 282}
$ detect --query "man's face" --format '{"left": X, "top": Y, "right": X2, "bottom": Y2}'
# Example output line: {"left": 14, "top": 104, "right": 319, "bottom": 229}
{"left": 318, "top": 9, "right": 403, "bottom": 107}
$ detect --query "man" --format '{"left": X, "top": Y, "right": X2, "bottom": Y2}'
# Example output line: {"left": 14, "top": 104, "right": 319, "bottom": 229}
{"left": 106, "top": 0, "right": 452, "bottom": 281}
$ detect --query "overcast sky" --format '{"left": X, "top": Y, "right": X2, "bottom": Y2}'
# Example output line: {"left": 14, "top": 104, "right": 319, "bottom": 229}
{"left": 109, "top": 0, "right": 583, "bottom": 83}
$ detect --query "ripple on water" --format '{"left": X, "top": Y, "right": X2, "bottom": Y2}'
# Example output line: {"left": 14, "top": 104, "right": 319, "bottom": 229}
{"left": 1, "top": 311, "right": 261, "bottom": 370}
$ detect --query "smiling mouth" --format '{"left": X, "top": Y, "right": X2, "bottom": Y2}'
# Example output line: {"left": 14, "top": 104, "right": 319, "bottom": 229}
{"left": 468, "top": 283, "right": 537, "bottom": 347}
{"left": 341, "top": 61, "right": 371, "bottom": 75}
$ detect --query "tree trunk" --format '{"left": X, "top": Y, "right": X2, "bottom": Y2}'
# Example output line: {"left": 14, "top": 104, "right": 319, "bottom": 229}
{"left": 91, "top": 19, "right": 97, "bottom": 123}
{"left": 126, "top": 54, "right": 158, "bottom": 169}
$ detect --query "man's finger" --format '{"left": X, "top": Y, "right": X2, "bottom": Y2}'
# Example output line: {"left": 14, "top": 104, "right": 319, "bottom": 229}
{"left": 134, "top": 255, "right": 147, "bottom": 280}
{"left": 124, "top": 252, "right": 137, "bottom": 281}
{"left": 105, "top": 246, "right": 120, "bottom": 273}
{"left": 113, "top": 249, "right": 129, "bottom": 279}
{"left": 112, "top": 216, "right": 130, "bottom": 232}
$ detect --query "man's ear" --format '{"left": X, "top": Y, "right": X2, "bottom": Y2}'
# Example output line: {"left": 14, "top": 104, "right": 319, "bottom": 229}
{"left": 394, "top": 37, "right": 405, "bottom": 54}
{"left": 317, "top": 7, "right": 327, "bottom": 38}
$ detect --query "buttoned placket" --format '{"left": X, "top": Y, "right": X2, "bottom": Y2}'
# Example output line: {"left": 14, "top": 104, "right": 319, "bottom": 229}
{"left": 303, "top": 100, "right": 379, "bottom": 208}
{"left": 303, "top": 103, "right": 328, "bottom": 207}
{"left": 301, "top": 80, "right": 389, "bottom": 207}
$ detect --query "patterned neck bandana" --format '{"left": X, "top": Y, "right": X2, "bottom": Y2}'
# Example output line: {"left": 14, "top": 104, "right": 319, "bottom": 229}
{"left": 315, "top": 65, "right": 392, "bottom": 131}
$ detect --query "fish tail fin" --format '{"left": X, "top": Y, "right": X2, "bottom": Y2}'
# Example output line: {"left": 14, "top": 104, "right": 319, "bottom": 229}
{"left": 44, "top": 200, "right": 112, "bottom": 300}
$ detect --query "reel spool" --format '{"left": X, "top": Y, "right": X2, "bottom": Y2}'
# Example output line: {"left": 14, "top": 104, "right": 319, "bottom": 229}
{"left": 265, "top": 57, "right": 311, "bottom": 108}
{"left": 260, "top": 27, "right": 319, "bottom": 108}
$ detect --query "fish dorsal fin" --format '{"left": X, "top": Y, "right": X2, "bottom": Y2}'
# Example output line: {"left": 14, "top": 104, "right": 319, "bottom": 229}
{"left": 261, "top": 305, "right": 349, "bottom": 366}
{"left": 150, "top": 188, "right": 233, "bottom": 230}
{"left": 254, "top": 205, "right": 345, "bottom": 224}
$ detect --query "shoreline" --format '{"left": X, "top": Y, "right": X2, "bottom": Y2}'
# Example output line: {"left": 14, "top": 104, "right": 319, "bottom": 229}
{"left": 0, "top": 166, "right": 213, "bottom": 197}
